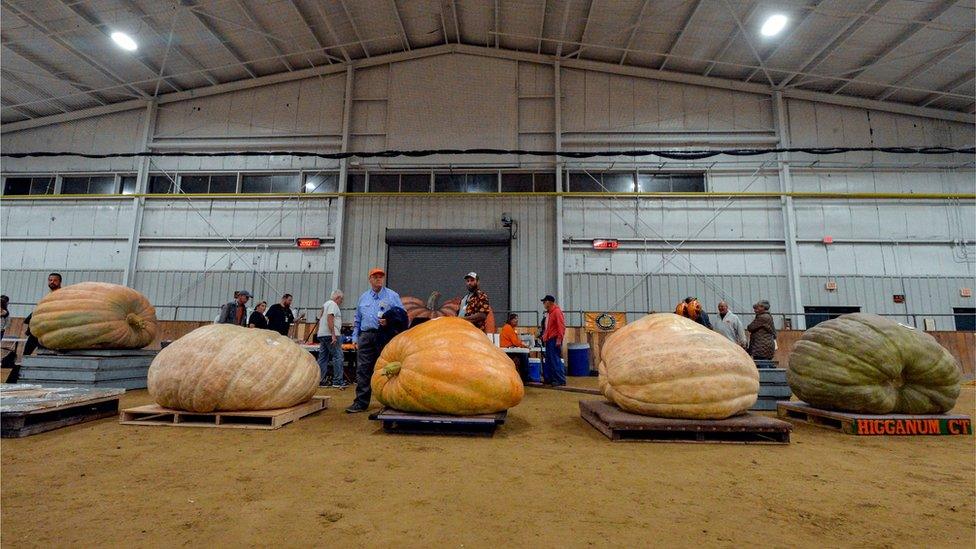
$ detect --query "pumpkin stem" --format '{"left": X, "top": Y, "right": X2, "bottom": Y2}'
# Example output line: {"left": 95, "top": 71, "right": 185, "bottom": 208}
{"left": 126, "top": 313, "right": 145, "bottom": 330}
{"left": 382, "top": 362, "right": 402, "bottom": 377}
{"left": 425, "top": 292, "right": 441, "bottom": 310}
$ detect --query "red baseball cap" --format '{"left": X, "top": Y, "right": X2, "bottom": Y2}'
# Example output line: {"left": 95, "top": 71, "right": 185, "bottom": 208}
{"left": 368, "top": 267, "right": 386, "bottom": 277}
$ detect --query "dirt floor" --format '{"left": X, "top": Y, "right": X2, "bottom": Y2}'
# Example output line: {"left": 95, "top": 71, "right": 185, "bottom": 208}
{"left": 1, "top": 376, "right": 974, "bottom": 548}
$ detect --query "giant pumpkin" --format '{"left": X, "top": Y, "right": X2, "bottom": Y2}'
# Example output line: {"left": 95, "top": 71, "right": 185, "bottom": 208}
{"left": 147, "top": 324, "right": 319, "bottom": 412}
{"left": 402, "top": 292, "right": 461, "bottom": 322}
{"left": 788, "top": 313, "right": 961, "bottom": 414}
{"left": 30, "top": 282, "right": 157, "bottom": 350}
{"left": 371, "top": 316, "right": 523, "bottom": 415}
{"left": 599, "top": 313, "right": 758, "bottom": 419}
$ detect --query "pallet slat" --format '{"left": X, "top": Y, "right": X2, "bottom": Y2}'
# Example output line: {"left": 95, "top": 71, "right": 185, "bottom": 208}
{"left": 369, "top": 408, "right": 507, "bottom": 437}
{"left": 119, "top": 396, "right": 329, "bottom": 430}
{"left": 580, "top": 400, "right": 792, "bottom": 444}
{"left": 1, "top": 385, "right": 123, "bottom": 438}
{"left": 777, "top": 401, "right": 973, "bottom": 436}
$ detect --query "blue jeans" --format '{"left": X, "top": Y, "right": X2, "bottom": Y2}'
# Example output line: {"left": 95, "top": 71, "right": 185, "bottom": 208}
{"left": 543, "top": 339, "right": 566, "bottom": 385}
{"left": 318, "top": 337, "right": 345, "bottom": 385}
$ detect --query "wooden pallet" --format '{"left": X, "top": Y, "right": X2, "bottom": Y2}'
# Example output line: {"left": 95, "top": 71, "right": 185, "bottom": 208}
{"left": 580, "top": 400, "right": 792, "bottom": 444}
{"left": 1, "top": 384, "right": 124, "bottom": 438}
{"left": 524, "top": 382, "right": 601, "bottom": 395}
{"left": 369, "top": 408, "right": 507, "bottom": 437}
{"left": 777, "top": 401, "right": 973, "bottom": 436}
{"left": 119, "top": 396, "right": 329, "bottom": 430}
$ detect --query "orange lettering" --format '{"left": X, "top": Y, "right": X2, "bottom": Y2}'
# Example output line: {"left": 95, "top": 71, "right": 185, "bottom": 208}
{"left": 895, "top": 421, "right": 906, "bottom": 435}
{"left": 904, "top": 420, "right": 918, "bottom": 435}
{"left": 918, "top": 420, "right": 929, "bottom": 435}
{"left": 962, "top": 420, "right": 972, "bottom": 435}
{"left": 871, "top": 420, "right": 883, "bottom": 435}
{"left": 948, "top": 420, "right": 961, "bottom": 435}
{"left": 885, "top": 420, "right": 896, "bottom": 434}
{"left": 856, "top": 419, "right": 870, "bottom": 434}
{"left": 926, "top": 419, "right": 940, "bottom": 434}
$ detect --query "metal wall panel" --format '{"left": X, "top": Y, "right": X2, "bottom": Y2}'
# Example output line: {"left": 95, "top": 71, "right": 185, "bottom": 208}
{"left": 0, "top": 269, "right": 123, "bottom": 316}
{"left": 133, "top": 270, "right": 334, "bottom": 321}
{"left": 341, "top": 196, "right": 555, "bottom": 313}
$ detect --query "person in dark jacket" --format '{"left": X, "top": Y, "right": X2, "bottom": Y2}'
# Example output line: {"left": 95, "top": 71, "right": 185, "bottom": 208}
{"left": 217, "top": 291, "right": 251, "bottom": 326}
{"left": 378, "top": 306, "right": 409, "bottom": 348}
{"left": 266, "top": 294, "right": 305, "bottom": 337}
{"left": 248, "top": 301, "right": 270, "bottom": 330}
{"left": 747, "top": 300, "right": 777, "bottom": 360}
{"left": 23, "top": 272, "right": 62, "bottom": 358}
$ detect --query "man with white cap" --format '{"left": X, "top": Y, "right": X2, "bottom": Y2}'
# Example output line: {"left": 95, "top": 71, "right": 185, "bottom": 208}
{"left": 458, "top": 272, "right": 491, "bottom": 332}
{"left": 346, "top": 267, "right": 402, "bottom": 413}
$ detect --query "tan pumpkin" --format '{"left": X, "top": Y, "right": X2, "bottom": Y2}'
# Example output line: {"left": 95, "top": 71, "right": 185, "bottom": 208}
{"left": 29, "top": 282, "right": 157, "bottom": 350}
{"left": 147, "top": 324, "right": 319, "bottom": 412}
{"left": 371, "top": 316, "right": 523, "bottom": 415}
{"left": 599, "top": 313, "right": 759, "bottom": 419}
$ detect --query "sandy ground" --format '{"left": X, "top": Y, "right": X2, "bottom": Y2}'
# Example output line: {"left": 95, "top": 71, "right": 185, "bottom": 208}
{"left": 1, "top": 377, "right": 973, "bottom": 549}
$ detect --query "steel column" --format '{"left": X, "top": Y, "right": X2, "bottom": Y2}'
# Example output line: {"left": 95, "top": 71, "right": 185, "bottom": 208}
{"left": 122, "top": 100, "right": 157, "bottom": 287}
{"left": 772, "top": 91, "right": 805, "bottom": 329}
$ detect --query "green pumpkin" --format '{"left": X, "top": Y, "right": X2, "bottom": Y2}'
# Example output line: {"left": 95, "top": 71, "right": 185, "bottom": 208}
{"left": 788, "top": 313, "right": 961, "bottom": 414}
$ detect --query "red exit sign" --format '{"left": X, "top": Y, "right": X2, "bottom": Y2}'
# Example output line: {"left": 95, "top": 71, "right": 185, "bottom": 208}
{"left": 296, "top": 237, "right": 321, "bottom": 249}
{"left": 593, "top": 239, "right": 619, "bottom": 250}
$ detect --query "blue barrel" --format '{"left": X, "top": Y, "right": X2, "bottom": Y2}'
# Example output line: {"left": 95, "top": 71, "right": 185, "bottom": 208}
{"left": 527, "top": 358, "right": 542, "bottom": 383}
{"left": 567, "top": 343, "right": 591, "bottom": 376}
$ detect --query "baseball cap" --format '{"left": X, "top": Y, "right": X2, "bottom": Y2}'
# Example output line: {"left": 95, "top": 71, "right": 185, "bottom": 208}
{"left": 368, "top": 267, "right": 386, "bottom": 277}
{"left": 239, "top": 290, "right": 252, "bottom": 297}
{"left": 541, "top": 295, "right": 556, "bottom": 303}
{"left": 464, "top": 272, "right": 478, "bottom": 280}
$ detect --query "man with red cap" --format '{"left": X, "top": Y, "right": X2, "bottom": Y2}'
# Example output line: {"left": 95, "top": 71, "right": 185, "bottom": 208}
{"left": 346, "top": 267, "right": 402, "bottom": 413}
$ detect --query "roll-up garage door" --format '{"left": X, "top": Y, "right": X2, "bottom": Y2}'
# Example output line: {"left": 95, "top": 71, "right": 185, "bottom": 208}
{"left": 386, "top": 229, "right": 510, "bottom": 324}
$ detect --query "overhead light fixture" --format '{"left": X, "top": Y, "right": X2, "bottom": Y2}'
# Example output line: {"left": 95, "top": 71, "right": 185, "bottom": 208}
{"left": 110, "top": 31, "right": 138, "bottom": 51}
{"left": 760, "top": 14, "right": 788, "bottom": 37}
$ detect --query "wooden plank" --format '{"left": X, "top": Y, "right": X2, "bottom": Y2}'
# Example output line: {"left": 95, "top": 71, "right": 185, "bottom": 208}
{"left": 777, "top": 401, "right": 973, "bottom": 436}
{"left": 368, "top": 408, "right": 507, "bottom": 437}
{"left": 579, "top": 400, "right": 791, "bottom": 444}
{"left": 2, "top": 397, "right": 120, "bottom": 437}
{"left": 119, "top": 396, "right": 329, "bottom": 430}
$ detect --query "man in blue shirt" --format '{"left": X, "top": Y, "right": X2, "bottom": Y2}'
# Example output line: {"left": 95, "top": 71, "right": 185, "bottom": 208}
{"left": 346, "top": 267, "right": 403, "bottom": 413}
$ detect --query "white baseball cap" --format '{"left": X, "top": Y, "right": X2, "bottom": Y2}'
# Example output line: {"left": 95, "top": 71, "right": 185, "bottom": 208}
{"left": 464, "top": 272, "right": 478, "bottom": 280}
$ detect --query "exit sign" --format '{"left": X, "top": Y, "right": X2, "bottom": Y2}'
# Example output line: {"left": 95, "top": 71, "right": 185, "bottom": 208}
{"left": 593, "top": 239, "right": 619, "bottom": 250}
{"left": 296, "top": 237, "right": 322, "bottom": 249}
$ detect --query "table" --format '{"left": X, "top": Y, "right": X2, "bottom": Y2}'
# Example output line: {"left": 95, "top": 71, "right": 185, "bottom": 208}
{"left": 502, "top": 347, "right": 541, "bottom": 382}
{"left": 302, "top": 343, "right": 357, "bottom": 385}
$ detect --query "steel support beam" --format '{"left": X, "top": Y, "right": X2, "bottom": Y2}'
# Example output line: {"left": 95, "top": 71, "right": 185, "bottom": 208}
{"left": 918, "top": 70, "right": 976, "bottom": 108}
{"left": 772, "top": 91, "right": 805, "bottom": 330}
{"left": 122, "top": 0, "right": 221, "bottom": 84}
{"left": 286, "top": 0, "right": 332, "bottom": 65}
{"left": 389, "top": 0, "right": 412, "bottom": 50}
{"left": 235, "top": 0, "right": 295, "bottom": 71}
{"left": 312, "top": 1, "right": 353, "bottom": 62}
{"left": 744, "top": 0, "right": 822, "bottom": 83}
{"left": 554, "top": 0, "right": 573, "bottom": 58}
{"left": 333, "top": 65, "right": 354, "bottom": 291}
{"left": 0, "top": 69, "right": 71, "bottom": 113}
{"left": 58, "top": 0, "right": 184, "bottom": 93}
{"left": 778, "top": 0, "right": 888, "bottom": 88}
{"left": 619, "top": 0, "right": 651, "bottom": 65}
{"left": 567, "top": 0, "right": 596, "bottom": 58}
{"left": 554, "top": 60, "right": 564, "bottom": 307}
{"left": 184, "top": 3, "right": 258, "bottom": 78}
{"left": 721, "top": 0, "right": 774, "bottom": 86}
{"left": 537, "top": 0, "right": 548, "bottom": 54}
{"left": 339, "top": 0, "right": 371, "bottom": 56}
{"left": 877, "top": 34, "right": 972, "bottom": 101}
{"left": 122, "top": 100, "right": 158, "bottom": 287}
{"left": 659, "top": 0, "right": 702, "bottom": 70}
{"left": 449, "top": 0, "right": 462, "bottom": 45}
{"left": 0, "top": 41, "right": 110, "bottom": 105}
{"left": 2, "top": 0, "right": 150, "bottom": 99}
{"left": 702, "top": 3, "right": 760, "bottom": 77}
{"left": 831, "top": 0, "right": 957, "bottom": 94}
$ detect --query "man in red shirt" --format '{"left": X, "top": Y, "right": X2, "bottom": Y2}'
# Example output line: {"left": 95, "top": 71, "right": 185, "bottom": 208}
{"left": 540, "top": 295, "right": 566, "bottom": 386}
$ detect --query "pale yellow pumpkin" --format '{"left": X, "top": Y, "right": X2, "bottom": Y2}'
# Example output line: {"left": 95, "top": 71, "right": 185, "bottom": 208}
{"left": 30, "top": 282, "right": 157, "bottom": 350}
{"left": 599, "top": 313, "right": 759, "bottom": 419}
{"left": 371, "top": 316, "right": 523, "bottom": 415}
{"left": 147, "top": 324, "right": 319, "bottom": 412}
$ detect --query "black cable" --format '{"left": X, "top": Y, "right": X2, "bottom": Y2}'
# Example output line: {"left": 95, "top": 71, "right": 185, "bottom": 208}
{"left": 1, "top": 146, "right": 973, "bottom": 161}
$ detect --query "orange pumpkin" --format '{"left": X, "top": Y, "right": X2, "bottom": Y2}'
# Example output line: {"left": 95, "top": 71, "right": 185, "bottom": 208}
{"left": 29, "top": 282, "right": 157, "bottom": 350}
{"left": 599, "top": 313, "right": 758, "bottom": 419}
{"left": 402, "top": 292, "right": 461, "bottom": 322}
{"left": 371, "top": 316, "right": 523, "bottom": 415}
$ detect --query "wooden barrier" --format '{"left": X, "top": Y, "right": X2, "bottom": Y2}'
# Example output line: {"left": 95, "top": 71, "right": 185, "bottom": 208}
{"left": 3, "top": 318, "right": 973, "bottom": 379}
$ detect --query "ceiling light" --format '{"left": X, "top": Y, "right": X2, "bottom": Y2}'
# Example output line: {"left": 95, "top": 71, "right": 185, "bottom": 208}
{"left": 110, "top": 31, "right": 138, "bottom": 51}
{"left": 760, "top": 14, "right": 788, "bottom": 37}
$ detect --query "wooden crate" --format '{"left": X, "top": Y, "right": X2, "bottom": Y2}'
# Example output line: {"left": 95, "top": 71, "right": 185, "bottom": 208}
{"left": 580, "top": 399, "right": 792, "bottom": 444}
{"left": 777, "top": 401, "right": 973, "bottom": 436}
{"left": 1, "top": 384, "right": 124, "bottom": 438}
{"left": 369, "top": 408, "right": 507, "bottom": 437}
{"left": 119, "top": 396, "right": 329, "bottom": 430}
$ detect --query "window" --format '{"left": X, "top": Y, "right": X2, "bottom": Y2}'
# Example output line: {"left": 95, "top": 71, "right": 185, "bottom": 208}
{"left": 3, "top": 176, "right": 55, "bottom": 195}
{"left": 121, "top": 175, "right": 137, "bottom": 195}
{"left": 61, "top": 175, "right": 117, "bottom": 195}
{"left": 179, "top": 174, "right": 237, "bottom": 194}
{"left": 148, "top": 175, "right": 176, "bottom": 193}
{"left": 400, "top": 174, "right": 430, "bottom": 192}
{"left": 304, "top": 173, "right": 338, "bottom": 193}
{"left": 638, "top": 173, "right": 706, "bottom": 192}
{"left": 502, "top": 173, "right": 533, "bottom": 192}
{"left": 534, "top": 173, "right": 556, "bottom": 192}
{"left": 954, "top": 308, "right": 975, "bottom": 331}
{"left": 368, "top": 174, "right": 399, "bottom": 193}
{"left": 466, "top": 173, "right": 497, "bottom": 193}
{"left": 804, "top": 306, "right": 861, "bottom": 329}
{"left": 347, "top": 173, "right": 366, "bottom": 193}
{"left": 240, "top": 173, "right": 299, "bottom": 193}
{"left": 270, "top": 174, "right": 299, "bottom": 193}
{"left": 434, "top": 173, "right": 464, "bottom": 192}
{"left": 569, "top": 172, "right": 603, "bottom": 192}
{"left": 603, "top": 173, "right": 636, "bottom": 193}
{"left": 434, "top": 173, "right": 495, "bottom": 193}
